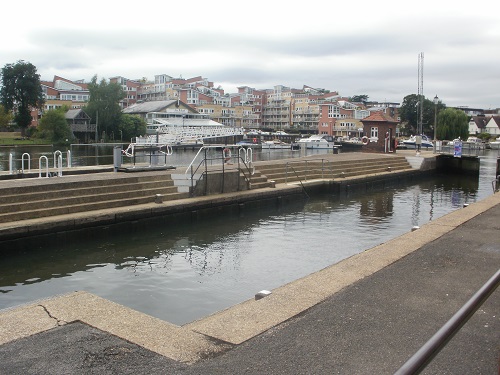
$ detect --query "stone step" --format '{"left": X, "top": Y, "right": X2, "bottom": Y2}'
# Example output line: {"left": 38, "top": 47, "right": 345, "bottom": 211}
{"left": 0, "top": 191, "right": 189, "bottom": 223}
{"left": 0, "top": 173, "right": 174, "bottom": 196}
{"left": 0, "top": 185, "right": 181, "bottom": 214}
{"left": 0, "top": 179, "right": 176, "bottom": 204}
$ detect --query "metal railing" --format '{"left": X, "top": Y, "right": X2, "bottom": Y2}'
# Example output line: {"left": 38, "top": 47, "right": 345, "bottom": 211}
{"left": 394, "top": 268, "right": 500, "bottom": 374}
{"left": 184, "top": 145, "right": 255, "bottom": 196}
{"left": 284, "top": 159, "right": 335, "bottom": 184}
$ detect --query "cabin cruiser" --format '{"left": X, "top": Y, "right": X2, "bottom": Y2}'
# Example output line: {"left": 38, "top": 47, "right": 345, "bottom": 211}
{"left": 261, "top": 139, "right": 291, "bottom": 149}
{"left": 297, "top": 135, "right": 340, "bottom": 150}
{"left": 400, "top": 135, "right": 434, "bottom": 150}
{"left": 489, "top": 137, "right": 500, "bottom": 150}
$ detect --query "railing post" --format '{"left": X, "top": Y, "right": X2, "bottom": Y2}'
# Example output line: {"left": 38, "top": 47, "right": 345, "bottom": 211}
{"left": 67, "top": 150, "right": 72, "bottom": 168}
{"left": 39, "top": 156, "right": 49, "bottom": 178}
{"left": 394, "top": 269, "right": 500, "bottom": 375}
{"left": 9, "top": 153, "right": 13, "bottom": 175}
{"left": 57, "top": 154, "right": 63, "bottom": 177}
{"left": 21, "top": 153, "right": 30, "bottom": 173}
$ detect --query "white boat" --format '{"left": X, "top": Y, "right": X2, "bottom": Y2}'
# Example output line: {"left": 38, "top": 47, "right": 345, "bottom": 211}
{"left": 489, "top": 137, "right": 500, "bottom": 150}
{"left": 236, "top": 139, "right": 262, "bottom": 148}
{"left": 401, "top": 135, "right": 434, "bottom": 150}
{"left": 297, "top": 135, "right": 340, "bottom": 150}
{"left": 261, "top": 139, "right": 291, "bottom": 149}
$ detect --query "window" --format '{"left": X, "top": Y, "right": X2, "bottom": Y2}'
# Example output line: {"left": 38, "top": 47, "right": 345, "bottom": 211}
{"left": 371, "top": 127, "right": 379, "bottom": 139}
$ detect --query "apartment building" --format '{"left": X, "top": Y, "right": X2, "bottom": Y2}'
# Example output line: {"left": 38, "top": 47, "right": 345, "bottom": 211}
{"left": 109, "top": 76, "right": 140, "bottom": 108}
{"left": 29, "top": 76, "right": 90, "bottom": 127}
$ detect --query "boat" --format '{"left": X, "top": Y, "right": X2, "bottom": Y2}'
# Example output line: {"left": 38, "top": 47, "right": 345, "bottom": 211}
{"left": 338, "top": 137, "right": 363, "bottom": 150}
{"left": 261, "top": 139, "right": 291, "bottom": 150}
{"left": 236, "top": 139, "right": 262, "bottom": 148}
{"left": 400, "top": 135, "right": 434, "bottom": 150}
{"left": 489, "top": 137, "right": 500, "bottom": 150}
{"left": 297, "top": 135, "right": 340, "bottom": 150}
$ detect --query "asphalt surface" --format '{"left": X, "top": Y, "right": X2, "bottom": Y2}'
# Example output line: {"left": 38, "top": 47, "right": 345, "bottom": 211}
{"left": 0, "top": 196, "right": 499, "bottom": 374}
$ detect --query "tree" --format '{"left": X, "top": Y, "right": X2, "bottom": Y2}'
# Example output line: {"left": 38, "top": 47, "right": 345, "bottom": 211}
{"left": 350, "top": 95, "right": 369, "bottom": 103}
{"left": 436, "top": 108, "right": 469, "bottom": 141}
{"left": 36, "top": 108, "right": 74, "bottom": 144}
{"left": 0, "top": 61, "right": 45, "bottom": 135}
{"left": 119, "top": 114, "right": 147, "bottom": 142}
{"left": 399, "top": 94, "right": 444, "bottom": 136}
{"left": 0, "top": 104, "right": 13, "bottom": 129}
{"left": 84, "top": 75, "right": 124, "bottom": 141}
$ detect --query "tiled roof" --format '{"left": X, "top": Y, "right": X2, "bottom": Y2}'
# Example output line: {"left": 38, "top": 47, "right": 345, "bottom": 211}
{"left": 361, "top": 111, "right": 397, "bottom": 123}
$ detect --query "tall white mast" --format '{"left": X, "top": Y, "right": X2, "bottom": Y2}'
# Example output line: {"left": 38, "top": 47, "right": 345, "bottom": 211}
{"left": 417, "top": 52, "right": 424, "bottom": 135}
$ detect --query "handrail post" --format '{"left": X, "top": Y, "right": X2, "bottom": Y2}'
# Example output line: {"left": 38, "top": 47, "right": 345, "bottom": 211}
{"left": 21, "top": 153, "right": 30, "bottom": 173}
{"left": 394, "top": 269, "right": 500, "bottom": 375}
{"left": 9, "top": 153, "right": 13, "bottom": 175}
{"left": 39, "top": 155, "right": 49, "bottom": 178}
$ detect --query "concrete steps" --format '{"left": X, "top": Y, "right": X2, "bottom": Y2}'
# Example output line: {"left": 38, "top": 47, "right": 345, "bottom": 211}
{"left": 0, "top": 173, "right": 188, "bottom": 223}
{"left": 255, "top": 156, "right": 413, "bottom": 184}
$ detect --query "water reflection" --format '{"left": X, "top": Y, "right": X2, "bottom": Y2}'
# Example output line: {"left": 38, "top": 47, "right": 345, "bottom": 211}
{"left": 0, "top": 152, "right": 496, "bottom": 325}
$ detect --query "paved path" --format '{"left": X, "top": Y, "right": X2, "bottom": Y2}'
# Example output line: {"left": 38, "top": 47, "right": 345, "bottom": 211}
{"left": 0, "top": 189, "right": 498, "bottom": 374}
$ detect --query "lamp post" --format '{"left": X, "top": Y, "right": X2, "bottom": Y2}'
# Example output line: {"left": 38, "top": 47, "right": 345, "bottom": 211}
{"left": 433, "top": 95, "right": 439, "bottom": 141}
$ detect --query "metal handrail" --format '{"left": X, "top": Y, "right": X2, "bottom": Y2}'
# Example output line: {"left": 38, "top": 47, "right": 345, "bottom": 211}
{"left": 285, "top": 164, "right": 310, "bottom": 198}
{"left": 285, "top": 158, "right": 335, "bottom": 184}
{"left": 185, "top": 145, "right": 255, "bottom": 196}
{"left": 394, "top": 268, "right": 500, "bottom": 375}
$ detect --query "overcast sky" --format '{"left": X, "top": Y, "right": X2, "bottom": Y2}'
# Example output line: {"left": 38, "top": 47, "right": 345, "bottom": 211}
{"left": 2, "top": 0, "right": 499, "bottom": 109}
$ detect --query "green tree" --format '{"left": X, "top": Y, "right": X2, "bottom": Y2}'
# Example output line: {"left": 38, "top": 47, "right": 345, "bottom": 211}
{"left": 0, "top": 104, "right": 13, "bottom": 128}
{"left": 84, "top": 75, "right": 124, "bottom": 141}
{"left": 350, "top": 94, "right": 369, "bottom": 103}
{"left": 119, "top": 114, "right": 147, "bottom": 142}
{"left": 36, "top": 108, "right": 74, "bottom": 144}
{"left": 436, "top": 108, "right": 469, "bottom": 141}
{"left": 399, "top": 94, "right": 444, "bottom": 136}
{"left": 0, "top": 61, "right": 45, "bottom": 135}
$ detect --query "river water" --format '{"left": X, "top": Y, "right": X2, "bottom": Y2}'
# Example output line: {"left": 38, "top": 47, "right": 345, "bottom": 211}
{"left": 0, "top": 147, "right": 498, "bottom": 325}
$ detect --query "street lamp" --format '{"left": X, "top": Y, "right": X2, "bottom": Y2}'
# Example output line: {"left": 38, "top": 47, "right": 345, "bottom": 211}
{"left": 433, "top": 95, "right": 439, "bottom": 141}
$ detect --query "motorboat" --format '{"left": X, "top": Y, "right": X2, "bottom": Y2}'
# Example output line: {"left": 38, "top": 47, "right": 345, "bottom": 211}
{"left": 261, "top": 139, "right": 291, "bottom": 149}
{"left": 297, "top": 135, "right": 340, "bottom": 150}
{"left": 236, "top": 139, "right": 262, "bottom": 148}
{"left": 400, "top": 135, "right": 433, "bottom": 150}
{"left": 338, "top": 137, "right": 363, "bottom": 150}
{"left": 489, "top": 137, "right": 500, "bottom": 150}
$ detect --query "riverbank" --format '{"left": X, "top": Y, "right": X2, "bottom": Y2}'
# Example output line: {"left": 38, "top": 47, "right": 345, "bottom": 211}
{"left": 0, "top": 185, "right": 498, "bottom": 374}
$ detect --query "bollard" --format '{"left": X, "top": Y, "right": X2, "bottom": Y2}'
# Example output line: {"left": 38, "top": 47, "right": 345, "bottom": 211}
{"left": 255, "top": 290, "right": 272, "bottom": 300}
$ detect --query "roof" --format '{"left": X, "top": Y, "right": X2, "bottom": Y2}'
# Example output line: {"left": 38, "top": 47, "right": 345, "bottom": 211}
{"left": 122, "top": 100, "right": 197, "bottom": 114}
{"left": 65, "top": 109, "right": 84, "bottom": 119}
{"left": 361, "top": 111, "right": 398, "bottom": 123}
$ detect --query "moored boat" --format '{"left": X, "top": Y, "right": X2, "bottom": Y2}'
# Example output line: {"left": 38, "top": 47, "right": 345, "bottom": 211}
{"left": 400, "top": 135, "right": 434, "bottom": 150}
{"left": 261, "top": 139, "right": 291, "bottom": 149}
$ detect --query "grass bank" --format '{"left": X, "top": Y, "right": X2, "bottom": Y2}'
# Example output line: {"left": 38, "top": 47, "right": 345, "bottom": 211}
{"left": 0, "top": 132, "right": 51, "bottom": 145}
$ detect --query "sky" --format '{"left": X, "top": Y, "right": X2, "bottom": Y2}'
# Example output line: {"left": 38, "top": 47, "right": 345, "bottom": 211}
{"left": 2, "top": 0, "right": 499, "bottom": 109}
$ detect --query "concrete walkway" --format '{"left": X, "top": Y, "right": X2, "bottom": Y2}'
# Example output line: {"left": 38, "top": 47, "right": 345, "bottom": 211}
{"left": 0, "top": 188, "right": 498, "bottom": 374}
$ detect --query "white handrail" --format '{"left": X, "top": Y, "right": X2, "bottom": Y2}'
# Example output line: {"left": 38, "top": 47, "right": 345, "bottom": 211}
{"left": 9, "top": 153, "right": 13, "bottom": 175}
{"left": 54, "top": 150, "right": 62, "bottom": 168}
{"left": 39, "top": 156, "right": 49, "bottom": 178}
{"left": 21, "top": 153, "right": 31, "bottom": 173}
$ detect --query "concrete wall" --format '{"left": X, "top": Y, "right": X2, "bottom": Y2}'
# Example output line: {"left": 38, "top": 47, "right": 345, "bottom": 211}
{"left": 192, "top": 170, "right": 248, "bottom": 196}
{"left": 436, "top": 155, "right": 480, "bottom": 175}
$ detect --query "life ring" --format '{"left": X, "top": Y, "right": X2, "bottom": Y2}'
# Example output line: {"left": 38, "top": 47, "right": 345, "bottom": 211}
{"left": 223, "top": 147, "right": 232, "bottom": 163}
{"left": 361, "top": 136, "right": 369, "bottom": 145}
